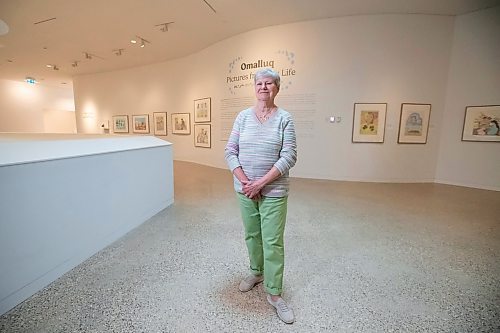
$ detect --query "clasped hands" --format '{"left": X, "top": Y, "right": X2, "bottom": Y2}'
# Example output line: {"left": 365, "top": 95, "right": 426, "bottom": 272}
{"left": 241, "top": 179, "right": 264, "bottom": 200}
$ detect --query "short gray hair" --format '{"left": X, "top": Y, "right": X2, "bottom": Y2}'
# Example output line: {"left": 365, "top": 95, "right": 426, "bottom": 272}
{"left": 254, "top": 68, "right": 280, "bottom": 89}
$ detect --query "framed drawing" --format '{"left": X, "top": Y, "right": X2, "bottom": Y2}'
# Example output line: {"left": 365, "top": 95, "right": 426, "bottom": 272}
{"left": 132, "top": 114, "right": 150, "bottom": 133}
{"left": 112, "top": 115, "right": 129, "bottom": 133}
{"left": 194, "top": 124, "right": 211, "bottom": 148}
{"left": 153, "top": 112, "right": 167, "bottom": 136}
{"left": 171, "top": 113, "right": 191, "bottom": 135}
{"left": 398, "top": 103, "right": 431, "bottom": 144}
{"left": 462, "top": 105, "right": 500, "bottom": 142}
{"left": 194, "top": 97, "right": 211, "bottom": 122}
{"left": 352, "top": 103, "right": 387, "bottom": 143}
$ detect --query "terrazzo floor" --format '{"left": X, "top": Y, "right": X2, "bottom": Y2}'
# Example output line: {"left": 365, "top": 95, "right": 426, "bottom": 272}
{"left": 1, "top": 161, "right": 499, "bottom": 332}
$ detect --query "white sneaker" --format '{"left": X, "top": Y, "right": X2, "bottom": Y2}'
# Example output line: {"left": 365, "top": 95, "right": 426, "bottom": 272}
{"left": 267, "top": 294, "right": 295, "bottom": 324}
{"left": 239, "top": 274, "right": 264, "bottom": 292}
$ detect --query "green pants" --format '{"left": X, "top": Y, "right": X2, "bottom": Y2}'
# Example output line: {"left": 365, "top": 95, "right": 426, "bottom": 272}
{"left": 237, "top": 193, "right": 288, "bottom": 295}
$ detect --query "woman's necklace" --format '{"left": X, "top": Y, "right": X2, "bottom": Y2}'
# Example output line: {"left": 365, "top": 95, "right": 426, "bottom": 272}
{"left": 256, "top": 107, "right": 276, "bottom": 122}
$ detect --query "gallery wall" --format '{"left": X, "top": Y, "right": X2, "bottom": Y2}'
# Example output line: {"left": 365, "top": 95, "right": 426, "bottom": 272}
{"left": 73, "top": 9, "right": 499, "bottom": 189}
{"left": 435, "top": 6, "right": 500, "bottom": 190}
{"left": 0, "top": 79, "right": 75, "bottom": 133}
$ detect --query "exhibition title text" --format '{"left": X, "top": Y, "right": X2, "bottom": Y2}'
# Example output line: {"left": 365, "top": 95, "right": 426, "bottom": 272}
{"left": 227, "top": 59, "right": 296, "bottom": 84}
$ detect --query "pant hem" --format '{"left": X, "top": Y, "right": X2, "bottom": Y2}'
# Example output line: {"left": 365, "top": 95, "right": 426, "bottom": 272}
{"left": 265, "top": 286, "right": 283, "bottom": 296}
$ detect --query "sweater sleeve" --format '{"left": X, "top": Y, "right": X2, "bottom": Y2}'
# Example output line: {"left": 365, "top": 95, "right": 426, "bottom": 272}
{"left": 274, "top": 114, "right": 297, "bottom": 174}
{"left": 224, "top": 112, "right": 242, "bottom": 172}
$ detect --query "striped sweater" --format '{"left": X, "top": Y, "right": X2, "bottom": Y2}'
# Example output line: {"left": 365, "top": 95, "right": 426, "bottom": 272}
{"left": 224, "top": 107, "right": 297, "bottom": 197}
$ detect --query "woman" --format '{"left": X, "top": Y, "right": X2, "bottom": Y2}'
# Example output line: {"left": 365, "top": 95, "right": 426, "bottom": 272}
{"left": 224, "top": 68, "right": 297, "bottom": 324}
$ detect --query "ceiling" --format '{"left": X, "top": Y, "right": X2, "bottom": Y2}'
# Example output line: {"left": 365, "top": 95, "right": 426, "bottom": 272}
{"left": 1, "top": 0, "right": 499, "bottom": 88}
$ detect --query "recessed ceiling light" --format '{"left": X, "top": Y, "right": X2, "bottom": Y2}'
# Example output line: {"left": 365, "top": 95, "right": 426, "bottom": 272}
{"left": 131, "top": 39, "right": 137, "bottom": 44}
{"left": 46, "top": 64, "right": 52, "bottom": 68}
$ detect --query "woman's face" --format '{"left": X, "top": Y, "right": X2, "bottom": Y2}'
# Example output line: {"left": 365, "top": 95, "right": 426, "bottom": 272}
{"left": 255, "top": 76, "right": 279, "bottom": 102}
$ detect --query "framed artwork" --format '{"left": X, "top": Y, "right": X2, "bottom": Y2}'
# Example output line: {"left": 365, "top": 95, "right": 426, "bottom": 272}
{"left": 153, "top": 112, "right": 167, "bottom": 136}
{"left": 194, "top": 124, "right": 211, "bottom": 148}
{"left": 398, "top": 103, "right": 431, "bottom": 144}
{"left": 194, "top": 97, "right": 211, "bottom": 123}
{"left": 112, "top": 115, "right": 129, "bottom": 133}
{"left": 132, "top": 114, "right": 150, "bottom": 133}
{"left": 171, "top": 113, "right": 191, "bottom": 135}
{"left": 352, "top": 103, "right": 387, "bottom": 143}
{"left": 462, "top": 105, "right": 500, "bottom": 142}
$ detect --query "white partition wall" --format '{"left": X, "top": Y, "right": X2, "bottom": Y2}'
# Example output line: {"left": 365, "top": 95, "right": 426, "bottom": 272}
{"left": 0, "top": 134, "right": 174, "bottom": 315}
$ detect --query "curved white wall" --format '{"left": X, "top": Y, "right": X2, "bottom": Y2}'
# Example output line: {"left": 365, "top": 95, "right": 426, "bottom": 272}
{"left": 73, "top": 10, "right": 499, "bottom": 189}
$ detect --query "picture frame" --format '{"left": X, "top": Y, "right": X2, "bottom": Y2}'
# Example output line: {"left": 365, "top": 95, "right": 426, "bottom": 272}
{"left": 194, "top": 124, "right": 211, "bottom": 148}
{"left": 397, "top": 103, "right": 431, "bottom": 144}
{"left": 352, "top": 103, "right": 387, "bottom": 143}
{"left": 462, "top": 105, "right": 500, "bottom": 142}
{"left": 194, "top": 97, "right": 211, "bottom": 123}
{"left": 112, "top": 115, "right": 129, "bottom": 133}
{"left": 153, "top": 112, "right": 167, "bottom": 136}
{"left": 132, "top": 114, "right": 150, "bottom": 134}
{"left": 171, "top": 113, "right": 191, "bottom": 135}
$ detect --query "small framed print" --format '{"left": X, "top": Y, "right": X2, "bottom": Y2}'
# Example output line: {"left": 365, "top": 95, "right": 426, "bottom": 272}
{"left": 153, "top": 112, "right": 167, "bottom": 136}
{"left": 112, "top": 115, "right": 129, "bottom": 133}
{"left": 194, "top": 124, "right": 211, "bottom": 148}
{"left": 132, "top": 114, "right": 150, "bottom": 134}
{"left": 171, "top": 113, "right": 191, "bottom": 135}
{"left": 398, "top": 103, "right": 431, "bottom": 144}
{"left": 462, "top": 105, "right": 500, "bottom": 142}
{"left": 352, "top": 103, "right": 387, "bottom": 143}
{"left": 194, "top": 97, "right": 211, "bottom": 123}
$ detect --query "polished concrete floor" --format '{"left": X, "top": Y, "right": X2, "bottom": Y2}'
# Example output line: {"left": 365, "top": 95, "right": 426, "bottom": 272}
{"left": 1, "top": 161, "right": 499, "bottom": 332}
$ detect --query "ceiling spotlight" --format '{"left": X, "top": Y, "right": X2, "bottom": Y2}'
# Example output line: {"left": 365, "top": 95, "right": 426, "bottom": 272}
{"left": 155, "top": 22, "right": 174, "bottom": 32}
{"left": 46, "top": 64, "right": 52, "bottom": 68}
{"left": 25, "top": 77, "right": 36, "bottom": 84}
{"left": 82, "top": 52, "right": 104, "bottom": 60}
{"left": 113, "top": 48, "right": 124, "bottom": 56}
{"left": 134, "top": 36, "right": 150, "bottom": 48}
{"left": 130, "top": 39, "right": 137, "bottom": 44}
{"left": 72, "top": 61, "right": 79, "bottom": 67}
